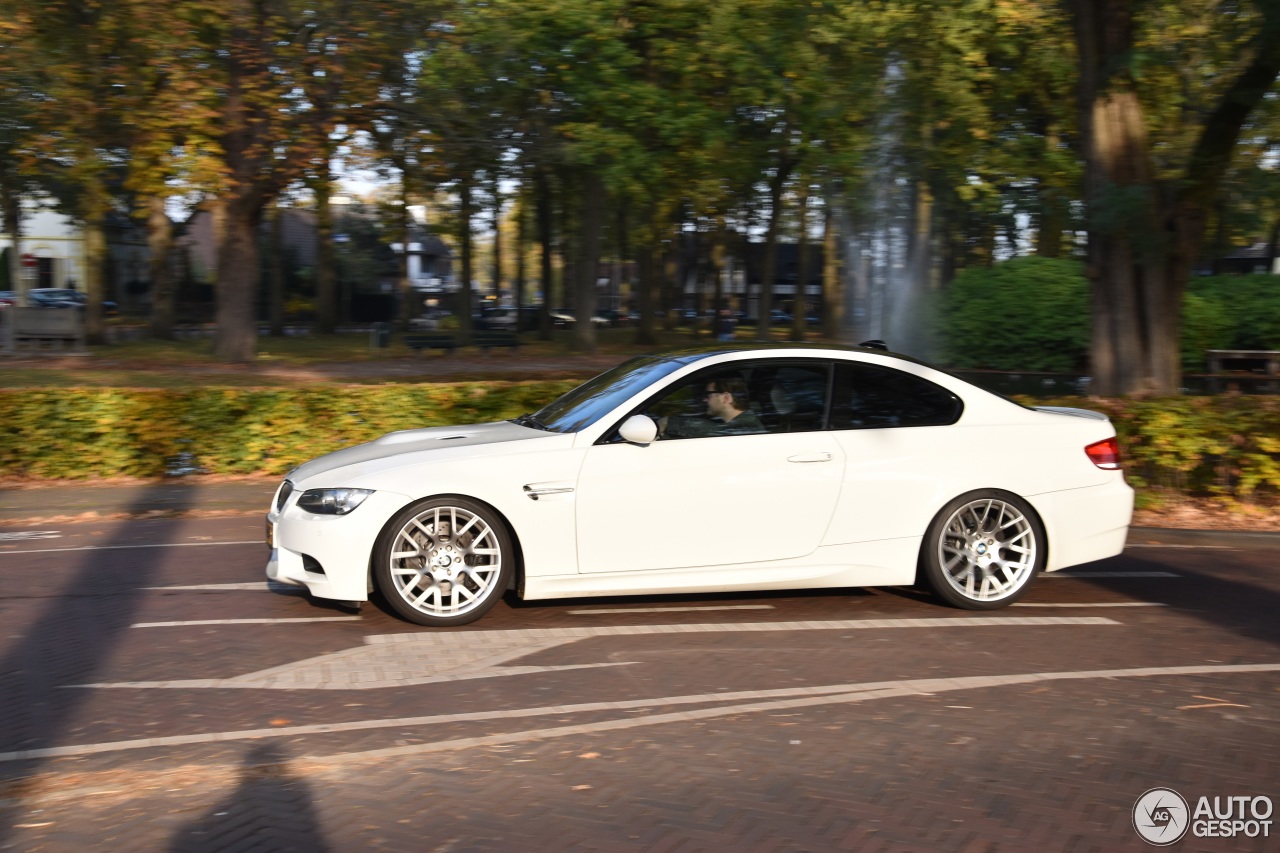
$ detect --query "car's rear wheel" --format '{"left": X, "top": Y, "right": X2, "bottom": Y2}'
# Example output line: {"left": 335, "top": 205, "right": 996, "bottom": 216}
{"left": 373, "top": 497, "right": 513, "bottom": 626}
{"left": 921, "top": 490, "right": 1044, "bottom": 610}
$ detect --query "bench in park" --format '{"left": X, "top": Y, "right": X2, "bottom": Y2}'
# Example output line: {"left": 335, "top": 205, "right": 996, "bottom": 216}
{"left": 1204, "top": 349, "right": 1280, "bottom": 393}
{"left": 1206, "top": 349, "right": 1280, "bottom": 376}
{"left": 403, "top": 331, "right": 521, "bottom": 354}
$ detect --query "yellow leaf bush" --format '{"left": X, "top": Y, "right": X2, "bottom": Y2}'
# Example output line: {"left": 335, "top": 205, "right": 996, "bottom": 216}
{"left": 0, "top": 381, "right": 577, "bottom": 479}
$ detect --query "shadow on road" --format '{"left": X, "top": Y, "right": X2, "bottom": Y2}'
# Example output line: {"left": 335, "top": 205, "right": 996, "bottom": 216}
{"left": 1086, "top": 549, "right": 1280, "bottom": 649}
{"left": 167, "top": 743, "right": 331, "bottom": 853}
{"left": 0, "top": 484, "right": 194, "bottom": 849}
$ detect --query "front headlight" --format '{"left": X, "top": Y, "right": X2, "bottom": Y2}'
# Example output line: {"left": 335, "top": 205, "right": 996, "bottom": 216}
{"left": 296, "top": 488, "right": 374, "bottom": 515}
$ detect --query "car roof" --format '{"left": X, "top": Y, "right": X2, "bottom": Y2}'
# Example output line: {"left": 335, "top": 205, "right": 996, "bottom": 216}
{"left": 653, "top": 341, "right": 929, "bottom": 368}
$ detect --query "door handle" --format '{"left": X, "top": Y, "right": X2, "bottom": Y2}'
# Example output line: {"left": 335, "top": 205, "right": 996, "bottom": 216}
{"left": 787, "top": 452, "right": 832, "bottom": 463}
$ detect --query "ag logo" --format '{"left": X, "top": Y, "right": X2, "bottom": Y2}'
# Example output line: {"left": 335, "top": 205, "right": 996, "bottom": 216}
{"left": 1134, "top": 787, "right": 1190, "bottom": 845}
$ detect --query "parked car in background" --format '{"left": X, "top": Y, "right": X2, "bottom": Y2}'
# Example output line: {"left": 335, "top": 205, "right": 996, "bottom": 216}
{"left": 29, "top": 288, "right": 81, "bottom": 308}
{"left": 597, "top": 309, "right": 634, "bottom": 327}
{"left": 477, "top": 306, "right": 518, "bottom": 331}
{"left": 266, "top": 341, "right": 1134, "bottom": 627}
{"left": 0, "top": 291, "right": 15, "bottom": 310}
{"left": 551, "top": 309, "right": 610, "bottom": 328}
{"left": 27, "top": 288, "right": 118, "bottom": 316}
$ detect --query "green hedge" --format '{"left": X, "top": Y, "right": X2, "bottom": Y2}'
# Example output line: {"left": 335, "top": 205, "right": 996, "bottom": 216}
{"left": 932, "top": 261, "right": 1280, "bottom": 372}
{"left": 0, "top": 381, "right": 578, "bottom": 480}
{"left": 1187, "top": 274, "right": 1280, "bottom": 354}
{"left": 934, "top": 257, "right": 1089, "bottom": 372}
{"left": 2, "top": 385, "right": 1277, "bottom": 507}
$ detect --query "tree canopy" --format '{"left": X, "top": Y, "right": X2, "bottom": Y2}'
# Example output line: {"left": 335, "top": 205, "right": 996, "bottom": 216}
{"left": 0, "top": 0, "right": 1276, "bottom": 385}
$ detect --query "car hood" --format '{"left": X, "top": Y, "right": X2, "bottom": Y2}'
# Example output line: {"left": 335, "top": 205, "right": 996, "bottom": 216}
{"left": 287, "top": 420, "right": 553, "bottom": 485}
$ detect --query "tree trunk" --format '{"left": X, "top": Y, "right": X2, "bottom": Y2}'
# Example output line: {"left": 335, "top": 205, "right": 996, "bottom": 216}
{"left": 710, "top": 219, "right": 724, "bottom": 335}
{"left": 757, "top": 162, "right": 790, "bottom": 341}
{"left": 535, "top": 167, "right": 553, "bottom": 340}
{"left": 396, "top": 181, "right": 413, "bottom": 331}
{"left": 895, "top": 178, "right": 933, "bottom": 355}
{"left": 1073, "top": 0, "right": 1168, "bottom": 396}
{"left": 515, "top": 197, "right": 526, "bottom": 321}
{"left": 212, "top": 197, "right": 261, "bottom": 362}
{"left": 1035, "top": 121, "right": 1066, "bottom": 259}
{"left": 572, "top": 173, "right": 603, "bottom": 353}
{"left": 210, "top": 2, "right": 279, "bottom": 363}
{"left": 491, "top": 184, "right": 503, "bottom": 302}
{"left": 147, "top": 195, "right": 176, "bottom": 340}
{"left": 661, "top": 241, "right": 677, "bottom": 331}
{"left": 634, "top": 239, "right": 657, "bottom": 346}
{"left": 1036, "top": 187, "right": 1065, "bottom": 258}
{"left": 685, "top": 227, "right": 701, "bottom": 338}
{"left": 82, "top": 213, "right": 108, "bottom": 345}
{"left": 3, "top": 191, "right": 24, "bottom": 306}
{"left": 822, "top": 200, "right": 842, "bottom": 340}
{"left": 458, "top": 180, "right": 475, "bottom": 344}
{"left": 790, "top": 183, "right": 810, "bottom": 342}
{"left": 314, "top": 180, "right": 336, "bottom": 333}
{"left": 266, "top": 200, "right": 285, "bottom": 336}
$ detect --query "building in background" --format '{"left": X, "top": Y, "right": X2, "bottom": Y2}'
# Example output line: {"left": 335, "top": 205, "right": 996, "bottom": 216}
{"left": 0, "top": 201, "right": 151, "bottom": 308}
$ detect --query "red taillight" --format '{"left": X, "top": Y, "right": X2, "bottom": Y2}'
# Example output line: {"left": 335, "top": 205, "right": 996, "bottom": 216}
{"left": 1085, "top": 437, "right": 1121, "bottom": 469}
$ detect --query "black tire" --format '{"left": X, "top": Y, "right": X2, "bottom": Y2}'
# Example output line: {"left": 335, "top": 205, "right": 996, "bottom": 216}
{"left": 920, "top": 490, "right": 1045, "bottom": 610}
{"left": 373, "top": 496, "right": 514, "bottom": 627}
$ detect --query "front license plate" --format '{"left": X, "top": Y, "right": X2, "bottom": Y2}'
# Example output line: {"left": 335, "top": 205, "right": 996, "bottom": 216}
{"left": 265, "top": 517, "right": 274, "bottom": 549}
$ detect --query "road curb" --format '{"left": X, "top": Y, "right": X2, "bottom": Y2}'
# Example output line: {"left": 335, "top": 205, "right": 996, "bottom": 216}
{"left": 1127, "top": 526, "right": 1280, "bottom": 548}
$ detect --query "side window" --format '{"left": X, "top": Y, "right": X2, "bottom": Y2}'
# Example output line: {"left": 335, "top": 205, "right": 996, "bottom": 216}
{"left": 829, "top": 362, "right": 962, "bottom": 429}
{"left": 753, "top": 364, "right": 831, "bottom": 433}
{"left": 650, "top": 367, "right": 769, "bottom": 439}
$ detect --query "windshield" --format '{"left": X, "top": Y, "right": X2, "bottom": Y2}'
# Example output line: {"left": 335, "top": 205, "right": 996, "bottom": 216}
{"left": 531, "top": 355, "right": 685, "bottom": 433}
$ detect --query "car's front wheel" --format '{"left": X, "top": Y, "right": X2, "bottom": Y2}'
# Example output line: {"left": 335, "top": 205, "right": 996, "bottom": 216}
{"left": 373, "top": 497, "right": 514, "bottom": 626}
{"left": 920, "top": 490, "right": 1044, "bottom": 610}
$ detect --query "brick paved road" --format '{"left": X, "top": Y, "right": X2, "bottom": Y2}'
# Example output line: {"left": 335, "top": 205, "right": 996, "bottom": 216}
{"left": 0, "top": 515, "right": 1276, "bottom": 851}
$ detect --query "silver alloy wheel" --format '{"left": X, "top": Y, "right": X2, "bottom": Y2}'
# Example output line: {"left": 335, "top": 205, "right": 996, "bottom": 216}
{"left": 936, "top": 497, "right": 1038, "bottom": 602}
{"left": 386, "top": 505, "right": 504, "bottom": 618}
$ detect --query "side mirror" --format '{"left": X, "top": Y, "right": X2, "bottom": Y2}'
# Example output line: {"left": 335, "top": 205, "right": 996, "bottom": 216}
{"left": 617, "top": 414, "right": 658, "bottom": 446}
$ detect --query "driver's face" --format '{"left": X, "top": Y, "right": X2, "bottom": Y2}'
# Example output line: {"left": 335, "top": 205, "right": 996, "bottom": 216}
{"left": 704, "top": 384, "right": 727, "bottom": 416}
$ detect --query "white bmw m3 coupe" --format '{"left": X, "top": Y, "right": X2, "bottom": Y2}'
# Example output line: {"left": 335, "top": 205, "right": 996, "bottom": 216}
{"left": 265, "top": 343, "right": 1134, "bottom": 626}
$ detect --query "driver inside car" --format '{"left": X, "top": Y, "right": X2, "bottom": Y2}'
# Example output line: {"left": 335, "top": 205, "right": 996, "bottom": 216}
{"left": 659, "top": 374, "right": 764, "bottom": 438}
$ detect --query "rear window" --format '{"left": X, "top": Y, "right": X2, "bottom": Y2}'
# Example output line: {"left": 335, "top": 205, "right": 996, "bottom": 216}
{"left": 828, "top": 362, "right": 962, "bottom": 429}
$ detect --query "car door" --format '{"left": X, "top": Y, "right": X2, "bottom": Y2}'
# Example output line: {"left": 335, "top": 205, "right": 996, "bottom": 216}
{"left": 821, "top": 360, "right": 966, "bottom": 545}
{"left": 574, "top": 360, "right": 845, "bottom": 574}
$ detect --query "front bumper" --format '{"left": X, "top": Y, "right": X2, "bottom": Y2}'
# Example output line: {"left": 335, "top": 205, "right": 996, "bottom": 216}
{"left": 264, "top": 488, "right": 411, "bottom": 602}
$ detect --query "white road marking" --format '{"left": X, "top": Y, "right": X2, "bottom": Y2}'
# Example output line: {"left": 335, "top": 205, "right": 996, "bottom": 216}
{"left": 0, "top": 540, "right": 260, "bottom": 556}
{"left": 132, "top": 617, "right": 361, "bottom": 628}
{"left": 9, "top": 662, "right": 1278, "bottom": 764}
{"left": 0, "top": 530, "right": 62, "bottom": 542}
{"left": 1013, "top": 602, "right": 1167, "bottom": 608}
{"left": 568, "top": 605, "right": 776, "bottom": 615}
{"left": 1045, "top": 571, "right": 1180, "bottom": 578}
{"left": 1126, "top": 544, "right": 1236, "bottom": 550}
{"left": 88, "top": 616, "right": 1118, "bottom": 690}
